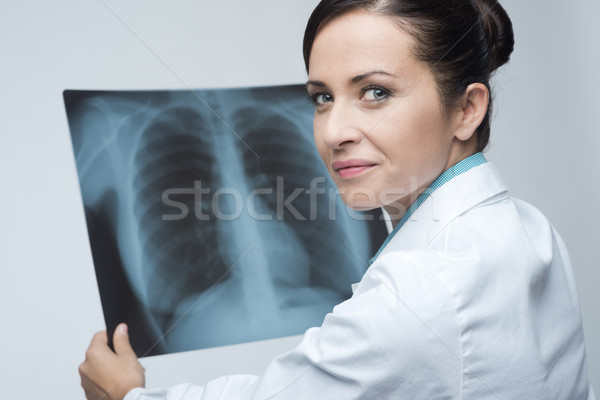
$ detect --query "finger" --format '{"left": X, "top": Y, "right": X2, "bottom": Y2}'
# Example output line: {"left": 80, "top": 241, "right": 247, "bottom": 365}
{"left": 85, "top": 332, "right": 111, "bottom": 363}
{"left": 90, "top": 330, "right": 108, "bottom": 347}
{"left": 113, "top": 323, "right": 137, "bottom": 360}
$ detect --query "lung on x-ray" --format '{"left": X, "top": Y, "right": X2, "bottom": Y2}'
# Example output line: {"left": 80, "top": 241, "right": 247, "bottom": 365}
{"left": 63, "top": 85, "right": 387, "bottom": 357}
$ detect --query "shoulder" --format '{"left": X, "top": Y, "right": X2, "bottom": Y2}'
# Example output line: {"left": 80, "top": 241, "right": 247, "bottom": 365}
{"left": 415, "top": 194, "right": 573, "bottom": 316}
{"left": 370, "top": 196, "right": 588, "bottom": 398}
{"left": 429, "top": 194, "right": 559, "bottom": 268}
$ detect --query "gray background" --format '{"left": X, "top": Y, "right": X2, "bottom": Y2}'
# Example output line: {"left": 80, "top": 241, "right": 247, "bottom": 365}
{"left": 0, "top": 0, "right": 597, "bottom": 398}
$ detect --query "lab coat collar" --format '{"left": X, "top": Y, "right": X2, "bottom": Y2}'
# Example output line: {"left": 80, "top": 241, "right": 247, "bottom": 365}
{"left": 375, "top": 159, "right": 508, "bottom": 258}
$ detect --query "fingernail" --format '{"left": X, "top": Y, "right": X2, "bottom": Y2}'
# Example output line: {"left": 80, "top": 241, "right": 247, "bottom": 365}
{"left": 119, "top": 323, "right": 128, "bottom": 335}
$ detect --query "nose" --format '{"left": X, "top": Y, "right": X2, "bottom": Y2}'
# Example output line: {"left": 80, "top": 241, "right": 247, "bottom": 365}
{"left": 318, "top": 102, "right": 363, "bottom": 150}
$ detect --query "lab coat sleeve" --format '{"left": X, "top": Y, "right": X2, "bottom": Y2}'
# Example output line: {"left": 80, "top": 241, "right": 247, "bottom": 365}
{"left": 125, "top": 250, "right": 463, "bottom": 399}
{"left": 124, "top": 375, "right": 260, "bottom": 400}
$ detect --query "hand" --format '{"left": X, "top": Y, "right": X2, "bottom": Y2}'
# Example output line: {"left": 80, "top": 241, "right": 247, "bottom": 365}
{"left": 79, "top": 323, "right": 145, "bottom": 400}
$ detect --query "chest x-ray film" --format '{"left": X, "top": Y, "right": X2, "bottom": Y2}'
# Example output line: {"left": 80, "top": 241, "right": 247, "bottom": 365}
{"left": 64, "top": 85, "right": 387, "bottom": 357}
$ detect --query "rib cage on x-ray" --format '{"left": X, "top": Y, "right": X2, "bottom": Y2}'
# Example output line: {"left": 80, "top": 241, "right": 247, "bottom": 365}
{"left": 64, "top": 86, "right": 386, "bottom": 356}
{"left": 133, "top": 106, "right": 227, "bottom": 324}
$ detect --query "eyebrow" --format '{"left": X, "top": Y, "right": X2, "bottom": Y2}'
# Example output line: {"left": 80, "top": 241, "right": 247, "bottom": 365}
{"left": 306, "top": 70, "right": 397, "bottom": 88}
{"left": 351, "top": 70, "right": 397, "bottom": 83}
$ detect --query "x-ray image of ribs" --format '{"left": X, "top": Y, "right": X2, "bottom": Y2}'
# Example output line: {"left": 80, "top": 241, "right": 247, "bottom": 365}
{"left": 133, "top": 106, "right": 228, "bottom": 326}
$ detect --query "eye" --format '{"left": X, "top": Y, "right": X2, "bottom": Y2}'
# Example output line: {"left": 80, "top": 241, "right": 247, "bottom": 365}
{"left": 309, "top": 93, "right": 333, "bottom": 106}
{"left": 361, "top": 86, "right": 390, "bottom": 102}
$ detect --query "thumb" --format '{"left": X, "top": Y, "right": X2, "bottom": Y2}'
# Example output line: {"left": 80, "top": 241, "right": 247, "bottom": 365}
{"left": 113, "top": 323, "right": 137, "bottom": 359}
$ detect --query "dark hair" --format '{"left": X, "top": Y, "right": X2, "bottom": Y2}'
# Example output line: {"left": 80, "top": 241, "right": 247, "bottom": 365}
{"left": 303, "top": 0, "right": 514, "bottom": 152}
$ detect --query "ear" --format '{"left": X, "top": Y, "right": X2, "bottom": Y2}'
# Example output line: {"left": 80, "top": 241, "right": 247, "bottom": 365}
{"left": 453, "top": 83, "right": 489, "bottom": 142}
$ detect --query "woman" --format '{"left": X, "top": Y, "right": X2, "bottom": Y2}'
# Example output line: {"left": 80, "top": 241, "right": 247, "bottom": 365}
{"left": 79, "top": 0, "right": 596, "bottom": 398}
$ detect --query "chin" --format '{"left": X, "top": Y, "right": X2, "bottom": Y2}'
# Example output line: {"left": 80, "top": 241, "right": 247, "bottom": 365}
{"left": 347, "top": 204, "right": 380, "bottom": 212}
{"left": 340, "top": 194, "right": 381, "bottom": 212}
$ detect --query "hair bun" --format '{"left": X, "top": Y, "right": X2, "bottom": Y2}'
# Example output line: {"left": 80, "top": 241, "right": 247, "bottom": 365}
{"left": 472, "top": 0, "right": 515, "bottom": 72}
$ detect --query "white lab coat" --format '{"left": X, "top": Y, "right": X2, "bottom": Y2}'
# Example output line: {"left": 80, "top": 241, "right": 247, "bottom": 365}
{"left": 126, "top": 159, "right": 596, "bottom": 400}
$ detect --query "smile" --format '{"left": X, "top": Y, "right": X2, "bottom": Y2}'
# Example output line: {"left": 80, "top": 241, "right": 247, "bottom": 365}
{"left": 332, "top": 160, "right": 377, "bottom": 179}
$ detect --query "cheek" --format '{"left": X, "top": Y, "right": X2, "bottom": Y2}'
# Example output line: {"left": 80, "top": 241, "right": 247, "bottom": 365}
{"left": 380, "top": 101, "right": 448, "bottom": 150}
{"left": 372, "top": 103, "right": 451, "bottom": 185}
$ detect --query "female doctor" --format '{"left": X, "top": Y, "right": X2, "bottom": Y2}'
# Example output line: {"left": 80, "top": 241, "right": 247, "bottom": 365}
{"left": 79, "top": 0, "right": 596, "bottom": 398}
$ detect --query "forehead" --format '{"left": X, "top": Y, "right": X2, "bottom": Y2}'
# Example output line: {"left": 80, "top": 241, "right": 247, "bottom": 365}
{"left": 308, "top": 10, "right": 418, "bottom": 79}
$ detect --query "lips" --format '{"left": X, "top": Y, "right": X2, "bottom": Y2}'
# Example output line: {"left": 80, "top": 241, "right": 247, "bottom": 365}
{"left": 331, "top": 159, "right": 376, "bottom": 179}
